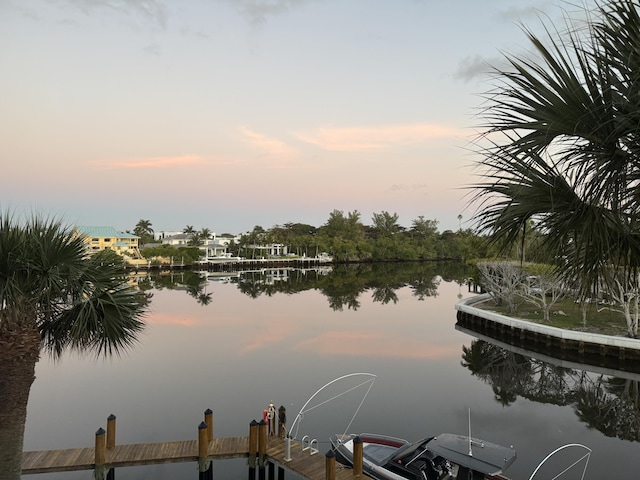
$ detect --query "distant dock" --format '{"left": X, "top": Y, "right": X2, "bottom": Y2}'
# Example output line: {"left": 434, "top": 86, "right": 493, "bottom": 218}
{"left": 126, "top": 256, "right": 334, "bottom": 272}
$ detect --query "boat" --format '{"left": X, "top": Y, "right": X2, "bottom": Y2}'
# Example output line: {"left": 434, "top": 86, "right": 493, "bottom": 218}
{"left": 329, "top": 432, "right": 516, "bottom": 480}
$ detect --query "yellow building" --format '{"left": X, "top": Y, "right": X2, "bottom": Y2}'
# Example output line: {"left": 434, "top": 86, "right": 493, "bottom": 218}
{"left": 75, "top": 226, "right": 143, "bottom": 260}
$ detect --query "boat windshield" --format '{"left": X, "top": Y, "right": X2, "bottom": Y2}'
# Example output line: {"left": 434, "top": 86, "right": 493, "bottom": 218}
{"left": 390, "top": 438, "right": 433, "bottom": 463}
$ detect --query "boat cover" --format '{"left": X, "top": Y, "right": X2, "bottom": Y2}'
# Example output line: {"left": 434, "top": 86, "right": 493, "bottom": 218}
{"left": 425, "top": 434, "right": 516, "bottom": 475}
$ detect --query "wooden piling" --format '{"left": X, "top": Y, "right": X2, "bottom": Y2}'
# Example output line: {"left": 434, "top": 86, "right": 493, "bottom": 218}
{"left": 95, "top": 428, "right": 106, "bottom": 466}
{"left": 204, "top": 409, "right": 213, "bottom": 443}
{"left": 106, "top": 414, "right": 116, "bottom": 450}
{"left": 278, "top": 405, "right": 286, "bottom": 439}
{"left": 198, "top": 422, "right": 208, "bottom": 459}
{"left": 198, "top": 421, "right": 209, "bottom": 473}
{"left": 352, "top": 436, "right": 363, "bottom": 477}
{"left": 248, "top": 420, "right": 259, "bottom": 469}
{"left": 325, "top": 450, "right": 336, "bottom": 480}
{"left": 258, "top": 420, "right": 267, "bottom": 467}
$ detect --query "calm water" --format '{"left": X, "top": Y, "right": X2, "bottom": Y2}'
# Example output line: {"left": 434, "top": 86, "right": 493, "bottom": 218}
{"left": 22, "top": 264, "right": 639, "bottom": 479}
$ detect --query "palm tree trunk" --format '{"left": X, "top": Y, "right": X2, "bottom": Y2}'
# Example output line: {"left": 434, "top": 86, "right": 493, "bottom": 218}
{"left": 0, "top": 323, "right": 40, "bottom": 480}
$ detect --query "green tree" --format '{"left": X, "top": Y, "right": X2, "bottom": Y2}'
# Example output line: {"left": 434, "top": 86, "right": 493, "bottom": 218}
{"left": 472, "top": 0, "right": 640, "bottom": 303}
{"left": 0, "top": 213, "right": 146, "bottom": 479}
{"left": 134, "top": 219, "right": 154, "bottom": 245}
{"left": 183, "top": 225, "right": 195, "bottom": 235}
{"left": 199, "top": 227, "right": 212, "bottom": 240}
{"left": 370, "top": 211, "right": 402, "bottom": 238}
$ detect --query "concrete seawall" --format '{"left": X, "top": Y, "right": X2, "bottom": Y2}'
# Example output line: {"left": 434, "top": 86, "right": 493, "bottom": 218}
{"left": 455, "top": 294, "right": 640, "bottom": 372}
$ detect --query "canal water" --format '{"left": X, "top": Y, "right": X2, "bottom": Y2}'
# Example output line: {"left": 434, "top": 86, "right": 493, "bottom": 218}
{"left": 21, "top": 263, "right": 639, "bottom": 479}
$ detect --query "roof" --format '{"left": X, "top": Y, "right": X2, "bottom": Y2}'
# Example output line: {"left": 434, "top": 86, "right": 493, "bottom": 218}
{"left": 76, "top": 226, "right": 139, "bottom": 239}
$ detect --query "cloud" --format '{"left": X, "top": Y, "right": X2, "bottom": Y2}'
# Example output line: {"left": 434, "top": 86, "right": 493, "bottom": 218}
{"left": 239, "top": 126, "right": 298, "bottom": 164}
{"left": 93, "top": 154, "right": 205, "bottom": 169}
{"left": 67, "top": 0, "right": 168, "bottom": 28}
{"left": 388, "top": 184, "right": 428, "bottom": 193}
{"left": 143, "top": 43, "right": 162, "bottom": 55}
{"left": 454, "top": 55, "right": 493, "bottom": 83}
{"left": 223, "top": 0, "right": 310, "bottom": 26}
{"left": 295, "top": 124, "right": 463, "bottom": 152}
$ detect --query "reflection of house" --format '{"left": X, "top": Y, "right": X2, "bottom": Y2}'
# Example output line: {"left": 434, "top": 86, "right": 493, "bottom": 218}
{"left": 75, "top": 226, "right": 142, "bottom": 259}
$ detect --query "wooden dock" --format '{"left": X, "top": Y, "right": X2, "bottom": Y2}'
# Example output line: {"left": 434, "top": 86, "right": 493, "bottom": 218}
{"left": 22, "top": 437, "right": 248, "bottom": 474}
{"left": 22, "top": 417, "right": 362, "bottom": 480}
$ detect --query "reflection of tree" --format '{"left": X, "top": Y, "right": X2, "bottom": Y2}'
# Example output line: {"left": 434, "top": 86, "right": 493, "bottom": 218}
{"left": 142, "top": 261, "right": 467, "bottom": 311}
{"left": 461, "top": 340, "right": 640, "bottom": 441}
{"left": 136, "top": 271, "right": 211, "bottom": 306}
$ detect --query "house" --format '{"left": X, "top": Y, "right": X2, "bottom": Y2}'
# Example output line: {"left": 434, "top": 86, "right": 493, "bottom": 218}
{"left": 160, "top": 233, "right": 230, "bottom": 259}
{"left": 75, "top": 226, "right": 143, "bottom": 259}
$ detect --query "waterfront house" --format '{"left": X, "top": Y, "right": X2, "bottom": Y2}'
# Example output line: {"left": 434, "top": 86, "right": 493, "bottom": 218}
{"left": 75, "top": 226, "right": 142, "bottom": 258}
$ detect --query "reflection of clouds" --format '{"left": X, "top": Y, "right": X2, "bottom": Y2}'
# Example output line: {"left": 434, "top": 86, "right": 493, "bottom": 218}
{"left": 240, "top": 325, "right": 292, "bottom": 353}
{"left": 295, "top": 332, "right": 460, "bottom": 359}
{"left": 146, "top": 312, "right": 198, "bottom": 327}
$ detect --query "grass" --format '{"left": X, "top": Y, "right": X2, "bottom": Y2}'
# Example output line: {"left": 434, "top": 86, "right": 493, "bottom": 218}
{"left": 474, "top": 296, "right": 632, "bottom": 337}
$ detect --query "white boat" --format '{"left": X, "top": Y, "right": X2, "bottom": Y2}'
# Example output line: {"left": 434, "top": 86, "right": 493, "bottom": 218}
{"left": 330, "top": 432, "right": 516, "bottom": 480}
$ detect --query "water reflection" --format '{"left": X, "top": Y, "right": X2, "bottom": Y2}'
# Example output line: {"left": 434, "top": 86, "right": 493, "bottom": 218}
{"left": 21, "top": 262, "right": 640, "bottom": 479}
{"left": 133, "top": 261, "right": 469, "bottom": 310}
{"left": 461, "top": 337, "right": 640, "bottom": 443}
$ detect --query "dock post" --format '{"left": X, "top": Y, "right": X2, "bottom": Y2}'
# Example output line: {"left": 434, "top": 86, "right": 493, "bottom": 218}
{"left": 278, "top": 405, "right": 286, "bottom": 439}
{"left": 198, "top": 421, "right": 212, "bottom": 476}
{"left": 204, "top": 409, "right": 213, "bottom": 443}
{"left": 353, "top": 436, "right": 363, "bottom": 477}
{"left": 106, "top": 414, "right": 116, "bottom": 449}
{"left": 325, "top": 450, "right": 336, "bottom": 480}
{"left": 284, "top": 434, "right": 292, "bottom": 462}
{"left": 95, "top": 427, "right": 107, "bottom": 480}
{"left": 258, "top": 419, "right": 267, "bottom": 468}
{"left": 248, "top": 420, "right": 259, "bottom": 470}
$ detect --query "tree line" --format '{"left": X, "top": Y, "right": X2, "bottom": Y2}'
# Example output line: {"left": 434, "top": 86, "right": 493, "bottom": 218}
{"left": 134, "top": 210, "right": 503, "bottom": 264}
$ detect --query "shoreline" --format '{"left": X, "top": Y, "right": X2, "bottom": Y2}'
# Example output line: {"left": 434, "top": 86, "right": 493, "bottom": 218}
{"left": 455, "top": 294, "right": 640, "bottom": 373}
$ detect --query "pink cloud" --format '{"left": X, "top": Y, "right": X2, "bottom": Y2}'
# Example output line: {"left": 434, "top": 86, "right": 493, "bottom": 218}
{"left": 295, "top": 124, "right": 465, "bottom": 152}
{"left": 92, "top": 154, "right": 205, "bottom": 170}
{"left": 239, "top": 126, "right": 298, "bottom": 165}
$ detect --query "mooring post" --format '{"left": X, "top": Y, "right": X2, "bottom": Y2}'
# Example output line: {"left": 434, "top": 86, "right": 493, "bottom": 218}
{"left": 353, "top": 436, "right": 363, "bottom": 477}
{"left": 258, "top": 419, "right": 267, "bottom": 468}
{"left": 106, "top": 414, "right": 116, "bottom": 449}
{"left": 198, "top": 421, "right": 210, "bottom": 473}
{"left": 204, "top": 409, "right": 213, "bottom": 443}
{"left": 277, "top": 405, "right": 286, "bottom": 439}
{"left": 94, "top": 427, "right": 107, "bottom": 480}
{"left": 284, "top": 433, "right": 292, "bottom": 462}
{"left": 248, "top": 420, "right": 259, "bottom": 469}
{"left": 95, "top": 427, "right": 106, "bottom": 465}
{"left": 325, "top": 449, "right": 336, "bottom": 480}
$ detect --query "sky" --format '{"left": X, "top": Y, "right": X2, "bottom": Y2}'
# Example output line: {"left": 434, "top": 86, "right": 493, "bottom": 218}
{"left": 1, "top": 0, "right": 596, "bottom": 235}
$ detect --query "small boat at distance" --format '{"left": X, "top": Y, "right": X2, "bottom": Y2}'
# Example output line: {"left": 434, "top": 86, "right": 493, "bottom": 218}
{"left": 330, "top": 432, "right": 516, "bottom": 480}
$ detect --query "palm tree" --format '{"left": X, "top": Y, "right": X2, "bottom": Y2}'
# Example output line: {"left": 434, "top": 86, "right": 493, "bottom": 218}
{"left": 471, "top": 0, "right": 640, "bottom": 301}
{"left": 0, "top": 213, "right": 146, "bottom": 479}
{"left": 199, "top": 227, "right": 212, "bottom": 241}
{"left": 134, "top": 219, "right": 154, "bottom": 245}
{"left": 183, "top": 225, "right": 195, "bottom": 235}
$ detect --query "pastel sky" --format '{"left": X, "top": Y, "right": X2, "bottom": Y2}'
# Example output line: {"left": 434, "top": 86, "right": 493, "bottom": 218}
{"left": 1, "top": 0, "right": 595, "bottom": 234}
